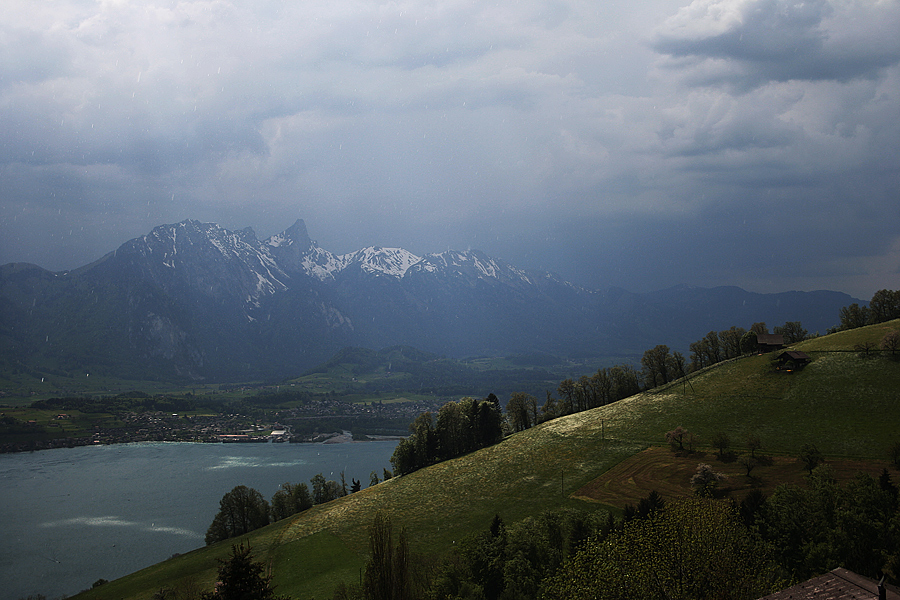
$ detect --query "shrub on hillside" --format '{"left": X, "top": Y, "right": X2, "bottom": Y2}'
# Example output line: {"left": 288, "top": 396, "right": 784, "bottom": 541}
{"left": 665, "top": 426, "right": 693, "bottom": 453}
{"left": 541, "top": 499, "right": 784, "bottom": 600}
{"left": 690, "top": 463, "right": 727, "bottom": 497}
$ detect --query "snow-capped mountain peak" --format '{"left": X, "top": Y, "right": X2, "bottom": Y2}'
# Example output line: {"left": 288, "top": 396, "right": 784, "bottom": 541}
{"left": 129, "top": 220, "right": 290, "bottom": 306}
{"left": 265, "top": 219, "right": 312, "bottom": 250}
{"left": 265, "top": 221, "right": 423, "bottom": 281}
{"left": 298, "top": 246, "right": 351, "bottom": 281}
{"left": 411, "top": 249, "right": 534, "bottom": 286}
{"left": 138, "top": 220, "right": 538, "bottom": 290}
{"left": 348, "top": 247, "right": 422, "bottom": 278}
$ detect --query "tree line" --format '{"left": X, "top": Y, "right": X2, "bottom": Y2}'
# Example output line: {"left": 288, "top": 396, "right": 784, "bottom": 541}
{"left": 384, "top": 321, "right": 789, "bottom": 467}
{"left": 834, "top": 288, "right": 900, "bottom": 357}
{"left": 370, "top": 309, "right": 841, "bottom": 486}
{"left": 386, "top": 312, "right": 827, "bottom": 449}
{"left": 514, "top": 319, "right": 813, "bottom": 434}
{"left": 388, "top": 373, "right": 646, "bottom": 479}
{"left": 205, "top": 469, "right": 390, "bottom": 545}
{"left": 686, "top": 321, "right": 810, "bottom": 372}
{"left": 390, "top": 395, "right": 504, "bottom": 476}
{"left": 30, "top": 392, "right": 220, "bottom": 415}
{"left": 836, "top": 288, "right": 900, "bottom": 331}
{"left": 494, "top": 364, "right": 645, "bottom": 436}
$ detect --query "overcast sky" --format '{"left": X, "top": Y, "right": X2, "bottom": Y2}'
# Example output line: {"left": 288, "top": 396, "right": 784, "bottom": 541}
{"left": 2, "top": 0, "right": 898, "bottom": 298}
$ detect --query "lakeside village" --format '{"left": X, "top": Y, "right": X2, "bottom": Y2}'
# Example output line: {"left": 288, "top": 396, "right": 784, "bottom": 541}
{"left": 0, "top": 396, "right": 438, "bottom": 453}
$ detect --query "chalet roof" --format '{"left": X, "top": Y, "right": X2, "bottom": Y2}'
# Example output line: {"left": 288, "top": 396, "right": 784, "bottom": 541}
{"left": 777, "top": 350, "right": 811, "bottom": 361}
{"left": 757, "top": 334, "right": 784, "bottom": 346}
{"left": 758, "top": 568, "right": 899, "bottom": 600}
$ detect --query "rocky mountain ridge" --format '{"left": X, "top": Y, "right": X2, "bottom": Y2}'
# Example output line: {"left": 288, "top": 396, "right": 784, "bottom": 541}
{"left": 0, "top": 219, "right": 860, "bottom": 381}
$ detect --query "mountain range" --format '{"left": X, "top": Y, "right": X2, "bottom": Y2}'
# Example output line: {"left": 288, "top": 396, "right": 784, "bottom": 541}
{"left": 0, "top": 219, "right": 860, "bottom": 382}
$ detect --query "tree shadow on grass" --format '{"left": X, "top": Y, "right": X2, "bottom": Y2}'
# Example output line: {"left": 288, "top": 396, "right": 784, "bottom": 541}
{"left": 717, "top": 451, "right": 738, "bottom": 463}
{"left": 755, "top": 454, "right": 774, "bottom": 466}
{"left": 671, "top": 450, "right": 708, "bottom": 460}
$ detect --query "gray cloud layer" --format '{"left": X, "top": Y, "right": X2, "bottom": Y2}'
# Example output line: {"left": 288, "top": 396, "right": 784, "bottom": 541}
{"left": 2, "top": 0, "right": 898, "bottom": 298}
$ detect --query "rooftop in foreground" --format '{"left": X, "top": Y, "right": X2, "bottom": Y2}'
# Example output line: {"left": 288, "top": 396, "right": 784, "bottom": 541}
{"left": 759, "top": 568, "right": 899, "bottom": 600}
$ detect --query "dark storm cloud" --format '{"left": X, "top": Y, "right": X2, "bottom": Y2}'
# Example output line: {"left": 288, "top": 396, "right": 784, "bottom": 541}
{"left": 0, "top": 0, "right": 898, "bottom": 298}
{"left": 652, "top": 0, "right": 900, "bottom": 89}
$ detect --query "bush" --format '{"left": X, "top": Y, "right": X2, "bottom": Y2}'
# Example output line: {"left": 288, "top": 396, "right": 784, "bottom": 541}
{"left": 690, "top": 464, "right": 727, "bottom": 497}
{"left": 798, "top": 444, "right": 824, "bottom": 474}
{"left": 665, "top": 426, "right": 692, "bottom": 452}
{"left": 541, "top": 499, "right": 783, "bottom": 600}
{"left": 711, "top": 432, "right": 731, "bottom": 458}
{"left": 889, "top": 441, "right": 900, "bottom": 470}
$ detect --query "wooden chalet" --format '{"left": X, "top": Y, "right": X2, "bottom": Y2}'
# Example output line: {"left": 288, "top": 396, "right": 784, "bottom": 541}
{"left": 756, "top": 333, "right": 784, "bottom": 353}
{"left": 758, "top": 568, "right": 898, "bottom": 600}
{"left": 774, "top": 350, "right": 811, "bottom": 371}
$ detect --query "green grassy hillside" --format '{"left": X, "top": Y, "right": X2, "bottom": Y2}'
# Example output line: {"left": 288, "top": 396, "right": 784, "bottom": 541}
{"left": 73, "top": 320, "right": 900, "bottom": 600}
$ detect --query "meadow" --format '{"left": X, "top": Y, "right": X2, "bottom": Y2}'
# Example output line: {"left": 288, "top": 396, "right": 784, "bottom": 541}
{"left": 71, "top": 320, "right": 900, "bottom": 599}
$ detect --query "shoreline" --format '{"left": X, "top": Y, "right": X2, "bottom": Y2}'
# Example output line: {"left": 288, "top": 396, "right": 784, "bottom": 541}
{"left": 320, "top": 431, "right": 406, "bottom": 443}
{"left": 0, "top": 431, "right": 406, "bottom": 454}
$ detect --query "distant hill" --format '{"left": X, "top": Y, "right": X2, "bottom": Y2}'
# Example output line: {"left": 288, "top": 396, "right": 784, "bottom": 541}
{"left": 294, "top": 344, "right": 571, "bottom": 400}
{"left": 0, "top": 219, "right": 860, "bottom": 382}
{"left": 71, "top": 319, "right": 900, "bottom": 600}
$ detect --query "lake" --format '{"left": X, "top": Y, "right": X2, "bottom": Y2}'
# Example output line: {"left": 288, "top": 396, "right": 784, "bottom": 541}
{"left": 0, "top": 440, "right": 399, "bottom": 600}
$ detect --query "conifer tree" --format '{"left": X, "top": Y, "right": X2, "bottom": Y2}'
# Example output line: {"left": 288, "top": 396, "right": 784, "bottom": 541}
{"left": 202, "top": 543, "right": 288, "bottom": 600}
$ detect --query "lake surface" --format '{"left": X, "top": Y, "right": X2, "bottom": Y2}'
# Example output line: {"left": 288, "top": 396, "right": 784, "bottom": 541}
{"left": 0, "top": 440, "right": 398, "bottom": 600}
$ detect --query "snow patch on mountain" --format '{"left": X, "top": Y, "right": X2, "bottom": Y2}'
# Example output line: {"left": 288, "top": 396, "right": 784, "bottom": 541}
{"left": 349, "top": 247, "right": 422, "bottom": 278}
{"left": 266, "top": 232, "right": 289, "bottom": 248}
{"left": 141, "top": 220, "right": 541, "bottom": 295}
{"left": 136, "top": 220, "right": 294, "bottom": 306}
{"left": 285, "top": 244, "right": 422, "bottom": 280}
{"left": 411, "top": 250, "right": 534, "bottom": 286}
{"left": 300, "top": 247, "right": 352, "bottom": 280}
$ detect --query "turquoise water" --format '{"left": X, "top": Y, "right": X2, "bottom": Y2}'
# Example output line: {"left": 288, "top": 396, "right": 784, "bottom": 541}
{"left": 0, "top": 440, "right": 398, "bottom": 599}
